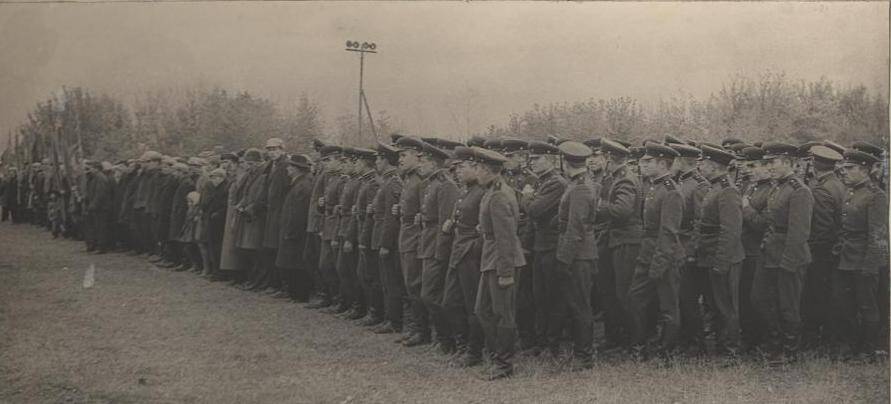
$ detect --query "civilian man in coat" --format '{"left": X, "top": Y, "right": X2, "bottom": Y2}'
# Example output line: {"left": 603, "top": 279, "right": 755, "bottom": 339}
{"left": 275, "top": 154, "right": 314, "bottom": 301}
{"left": 235, "top": 149, "right": 269, "bottom": 290}
{"left": 201, "top": 167, "right": 229, "bottom": 280}
{"left": 261, "top": 138, "right": 290, "bottom": 296}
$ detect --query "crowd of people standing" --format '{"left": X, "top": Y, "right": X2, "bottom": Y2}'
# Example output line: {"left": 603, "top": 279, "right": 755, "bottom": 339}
{"left": 1, "top": 133, "right": 887, "bottom": 380}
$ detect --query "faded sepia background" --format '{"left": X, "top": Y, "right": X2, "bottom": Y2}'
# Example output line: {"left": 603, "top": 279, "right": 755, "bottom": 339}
{"left": 0, "top": 2, "right": 887, "bottom": 157}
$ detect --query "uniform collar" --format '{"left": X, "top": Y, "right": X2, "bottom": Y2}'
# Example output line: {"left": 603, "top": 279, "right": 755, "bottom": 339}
{"left": 851, "top": 178, "right": 870, "bottom": 190}
{"left": 652, "top": 172, "right": 673, "bottom": 184}
{"left": 708, "top": 174, "right": 729, "bottom": 185}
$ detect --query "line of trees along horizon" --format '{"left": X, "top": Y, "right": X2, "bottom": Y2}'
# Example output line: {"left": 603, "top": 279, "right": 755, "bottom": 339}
{"left": 2, "top": 72, "right": 887, "bottom": 168}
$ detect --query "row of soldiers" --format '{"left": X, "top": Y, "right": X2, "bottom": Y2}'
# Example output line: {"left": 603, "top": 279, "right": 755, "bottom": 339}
{"left": 1, "top": 133, "right": 887, "bottom": 380}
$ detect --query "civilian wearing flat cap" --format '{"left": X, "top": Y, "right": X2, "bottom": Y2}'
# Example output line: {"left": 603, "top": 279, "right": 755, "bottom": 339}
{"left": 275, "top": 155, "right": 314, "bottom": 301}
{"left": 417, "top": 143, "right": 460, "bottom": 352}
{"left": 800, "top": 146, "right": 846, "bottom": 348}
{"left": 524, "top": 141, "right": 568, "bottom": 353}
{"left": 474, "top": 146, "right": 526, "bottom": 380}
{"left": 627, "top": 143, "right": 684, "bottom": 353}
{"left": 552, "top": 141, "right": 597, "bottom": 368}
{"left": 219, "top": 151, "right": 256, "bottom": 279}
{"left": 235, "top": 151, "right": 270, "bottom": 289}
{"left": 443, "top": 146, "right": 486, "bottom": 366}
{"left": 829, "top": 150, "right": 888, "bottom": 357}
{"left": 670, "top": 143, "right": 714, "bottom": 351}
{"left": 200, "top": 168, "right": 229, "bottom": 280}
{"left": 258, "top": 139, "right": 292, "bottom": 295}
{"left": 597, "top": 138, "right": 644, "bottom": 344}
{"left": 696, "top": 145, "right": 745, "bottom": 355}
{"left": 395, "top": 136, "right": 432, "bottom": 345}
{"left": 370, "top": 142, "right": 405, "bottom": 334}
{"left": 751, "top": 142, "right": 814, "bottom": 364}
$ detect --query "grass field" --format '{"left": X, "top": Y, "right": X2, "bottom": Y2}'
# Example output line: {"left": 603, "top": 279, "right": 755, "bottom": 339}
{"left": 1, "top": 222, "right": 887, "bottom": 403}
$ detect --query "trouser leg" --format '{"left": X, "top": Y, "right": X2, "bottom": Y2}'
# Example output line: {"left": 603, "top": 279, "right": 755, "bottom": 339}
{"left": 678, "top": 263, "right": 707, "bottom": 348}
{"left": 380, "top": 251, "right": 404, "bottom": 329}
{"left": 709, "top": 263, "right": 742, "bottom": 354}
{"left": 475, "top": 270, "right": 517, "bottom": 374}
{"left": 363, "top": 249, "right": 384, "bottom": 320}
{"left": 422, "top": 258, "right": 450, "bottom": 346}
{"left": 854, "top": 272, "right": 881, "bottom": 352}
{"left": 336, "top": 244, "right": 359, "bottom": 310}
{"left": 740, "top": 255, "right": 764, "bottom": 348}
{"left": 516, "top": 260, "right": 535, "bottom": 349}
{"left": 802, "top": 248, "right": 835, "bottom": 347}
{"left": 402, "top": 251, "right": 428, "bottom": 337}
{"left": 303, "top": 235, "right": 321, "bottom": 297}
{"left": 776, "top": 267, "right": 803, "bottom": 356}
{"left": 534, "top": 250, "right": 558, "bottom": 349}
{"left": 596, "top": 244, "right": 621, "bottom": 344}
{"left": 613, "top": 244, "right": 640, "bottom": 339}
{"left": 318, "top": 240, "right": 340, "bottom": 301}
{"left": 562, "top": 260, "right": 595, "bottom": 362}
{"left": 752, "top": 264, "right": 781, "bottom": 354}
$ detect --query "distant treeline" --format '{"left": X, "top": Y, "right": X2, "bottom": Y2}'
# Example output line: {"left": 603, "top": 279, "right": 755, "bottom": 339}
{"left": 2, "top": 72, "right": 887, "bottom": 168}
{"left": 481, "top": 73, "right": 888, "bottom": 148}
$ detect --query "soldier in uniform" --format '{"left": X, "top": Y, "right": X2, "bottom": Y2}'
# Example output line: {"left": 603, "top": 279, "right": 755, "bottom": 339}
{"left": 697, "top": 145, "right": 745, "bottom": 357}
{"left": 831, "top": 150, "right": 888, "bottom": 360}
{"left": 353, "top": 148, "right": 383, "bottom": 326}
{"left": 800, "top": 145, "right": 845, "bottom": 350}
{"left": 474, "top": 145, "right": 526, "bottom": 380}
{"left": 394, "top": 136, "right": 431, "bottom": 346}
{"left": 415, "top": 141, "right": 459, "bottom": 353}
{"left": 443, "top": 146, "right": 486, "bottom": 366}
{"left": 627, "top": 143, "right": 684, "bottom": 357}
{"left": 554, "top": 141, "right": 598, "bottom": 369}
{"left": 597, "top": 139, "right": 644, "bottom": 351}
{"left": 317, "top": 147, "right": 347, "bottom": 312}
{"left": 370, "top": 141, "right": 405, "bottom": 335}
{"left": 739, "top": 146, "right": 772, "bottom": 350}
{"left": 751, "top": 142, "right": 813, "bottom": 365}
{"left": 305, "top": 143, "right": 337, "bottom": 308}
{"left": 332, "top": 148, "right": 365, "bottom": 318}
{"left": 669, "top": 142, "right": 712, "bottom": 354}
{"left": 84, "top": 160, "right": 113, "bottom": 254}
{"left": 525, "top": 140, "right": 568, "bottom": 356}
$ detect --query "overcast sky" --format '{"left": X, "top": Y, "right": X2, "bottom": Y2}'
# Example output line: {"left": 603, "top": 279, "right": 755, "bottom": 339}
{"left": 0, "top": 2, "right": 887, "bottom": 148}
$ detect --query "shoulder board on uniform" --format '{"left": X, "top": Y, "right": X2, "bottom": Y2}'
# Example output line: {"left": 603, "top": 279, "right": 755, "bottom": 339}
{"left": 789, "top": 177, "right": 802, "bottom": 190}
{"left": 693, "top": 172, "right": 708, "bottom": 185}
{"left": 663, "top": 179, "right": 677, "bottom": 191}
{"left": 719, "top": 176, "right": 731, "bottom": 189}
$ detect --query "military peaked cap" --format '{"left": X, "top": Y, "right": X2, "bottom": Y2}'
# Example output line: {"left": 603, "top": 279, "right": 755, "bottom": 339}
{"left": 669, "top": 143, "right": 701, "bottom": 158}
{"left": 851, "top": 141, "right": 884, "bottom": 159}
{"left": 421, "top": 142, "right": 451, "bottom": 161}
{"left": 739, "top": 147, "right": 764, "bottom": 161}
{"left": 470, "top": 146, "right": 508, "bottom": 166}
{"left": 762, "top": 142, "right": 798, "bottom": 159}
{"left": 843, "top": 150, "right": 880, "bottom": 167}
{"left": 809, "top": 145, "right": 842, "bottom": 164}
{"left": 453, "top": 146, "right": 476, "bottom": 161}
{"left": 466, "top": 136, "right": 486, "bottom": 148}
{"left": 395, "top": 136, "right": 427, "bottom": 152}
{"left": 601, "top": 138, "right": 631, "bottom": 156}
{"left": 501, "top": 138, "right": 529, "bottom": 154}
{"left": 642, "top": 143, "right": 680, "bottom": 159}
{"left": 558, "top": 141, "right": 592, "bottom": 162}
{"left": 528, "top": 140, "right": 561, "bottom": 156}
{"left": 700, "top": 145, "right": 736, "bottom": 166}
{"left": 319, "top": 145, "right": 342, "bottom": 157}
